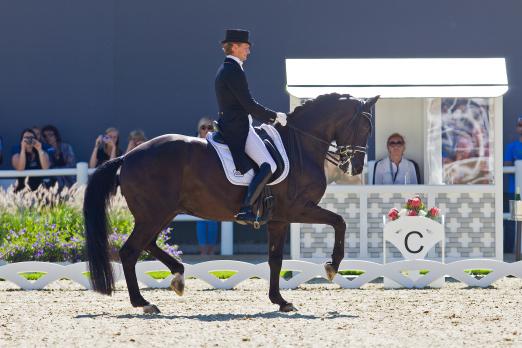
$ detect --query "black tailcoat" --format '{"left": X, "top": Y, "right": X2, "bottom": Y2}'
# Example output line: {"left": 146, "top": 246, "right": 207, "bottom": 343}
{"left": 215, "top": 57, "right": 276, "bottom": 173}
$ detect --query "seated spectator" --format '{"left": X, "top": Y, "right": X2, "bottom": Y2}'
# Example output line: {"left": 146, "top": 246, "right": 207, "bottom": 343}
{"left": 504, "top": 116, "right": 522, "bottom": 196}
{"left": 373, "top": 133, "right": 421, "bottom": 185}
{"left": 125, "top": 129, "right": 148, "bottom": 154}
{"left": 42, "top": 125, "right": 77, "bottom": 188}
{"left": 11, "top": 128, "right": 51, "bottom": 191}
{"left": 196, "top": 117, "right": 218, "bottom": 255}
{"left": 89, "top": 127, "right": 122, "bottom": 168}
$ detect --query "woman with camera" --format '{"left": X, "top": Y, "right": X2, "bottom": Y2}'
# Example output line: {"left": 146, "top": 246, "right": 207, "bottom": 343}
{"left": 11, "top": 128, "right": 50, "bottom": 191}
{"left": 89, "top": 127, "right": 122, "bottom": 168}
{"left": 42, "top": 125, "right": 77, "bottom": 188}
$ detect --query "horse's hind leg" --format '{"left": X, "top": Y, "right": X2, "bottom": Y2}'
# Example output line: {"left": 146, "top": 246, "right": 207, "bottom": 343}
{"left": 119, "top": 222, "right": 160, "bottom": 313}
{"left": 146, "top": 241, "right": 185, "bottom": 296}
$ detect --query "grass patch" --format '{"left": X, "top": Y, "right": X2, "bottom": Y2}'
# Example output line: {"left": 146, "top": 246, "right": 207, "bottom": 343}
{"left": 19, "top": 272, "right": 47, "bottom": 280}
{"left": 464, "top": 269, "right": 491, "bottom": 276}
{"left": 146, "top": 269, "right": 294, "bottom": 280}
{"left": 339, "top": 270, "right": 365, "bottom": 276}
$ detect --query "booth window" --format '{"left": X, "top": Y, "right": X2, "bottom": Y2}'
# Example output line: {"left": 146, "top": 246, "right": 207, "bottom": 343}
{"left": 426, "top": 98, "right": 495, "bottom": 185}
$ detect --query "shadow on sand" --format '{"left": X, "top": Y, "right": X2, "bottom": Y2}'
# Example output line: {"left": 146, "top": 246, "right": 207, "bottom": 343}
{"left": 104, "top": 310, "right": 357, "bottom": 322}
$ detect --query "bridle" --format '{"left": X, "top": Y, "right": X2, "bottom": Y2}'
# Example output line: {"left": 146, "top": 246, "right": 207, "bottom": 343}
{"left": 284, "top": 108, "right": 373, "bottom": 175}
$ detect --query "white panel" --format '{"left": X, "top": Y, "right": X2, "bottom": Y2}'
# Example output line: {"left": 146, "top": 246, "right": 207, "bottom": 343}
{"left": 286, "top": 58, "right": 508, "bottom": 86}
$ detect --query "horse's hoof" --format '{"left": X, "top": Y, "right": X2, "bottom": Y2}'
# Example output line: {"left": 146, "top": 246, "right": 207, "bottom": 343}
{"left": 280, "top": 303, "right": 298, "bottom": 312}
{"left": 253, "top": 221, "right": 261, "bottom": 229}
{"left": 143, "top": 304, "right": 161, "bottom": 314}
{"left": 170, "top": 273, "right": 185, "bottom": 296}
{"left": 324, "top": 263, "right": 337, "bottom": 281}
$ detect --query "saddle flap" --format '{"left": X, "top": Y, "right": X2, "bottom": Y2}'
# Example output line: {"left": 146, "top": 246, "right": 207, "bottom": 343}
{"left": 206, "top": 124, "right": 290, "bottom": 187}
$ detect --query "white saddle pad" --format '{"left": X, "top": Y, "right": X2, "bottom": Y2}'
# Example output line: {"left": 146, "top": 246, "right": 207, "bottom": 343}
{"left": 206, "top": 124, "right": 290, "bottom": 186}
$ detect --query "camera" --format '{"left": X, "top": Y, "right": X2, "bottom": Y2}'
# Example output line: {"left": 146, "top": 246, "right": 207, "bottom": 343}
{"left": 24, "top": 136, "right": 35, "bottom": 145}
{"left": 102, "top": 135, "right": 111, "bottom": 143}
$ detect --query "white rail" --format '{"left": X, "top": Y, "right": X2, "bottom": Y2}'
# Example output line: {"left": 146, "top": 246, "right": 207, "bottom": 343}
{"left": 1, "top": 259, "right": 522, "bottom": 290}
{"left": 0, "top": 162, "right": 93, "bottom": 185}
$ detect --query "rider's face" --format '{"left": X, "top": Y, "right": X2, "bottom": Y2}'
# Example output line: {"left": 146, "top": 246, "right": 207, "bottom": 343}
{"left": 231, "top": 43, "right": 250, "bottom": 62}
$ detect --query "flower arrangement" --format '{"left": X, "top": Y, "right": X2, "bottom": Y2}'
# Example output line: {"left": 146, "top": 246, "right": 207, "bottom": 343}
{"left": 387, "top": 195, "right": 440, "bottom": 221}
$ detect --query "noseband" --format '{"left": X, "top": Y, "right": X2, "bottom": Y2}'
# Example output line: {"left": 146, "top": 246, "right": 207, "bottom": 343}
{"left": 332, "top": 111, "right": 373, "bottom": 174}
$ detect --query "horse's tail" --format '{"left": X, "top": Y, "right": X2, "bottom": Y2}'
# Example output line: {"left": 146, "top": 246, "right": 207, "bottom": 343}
{"left": 83, "top": 157, "right": 124, "bottom": 295}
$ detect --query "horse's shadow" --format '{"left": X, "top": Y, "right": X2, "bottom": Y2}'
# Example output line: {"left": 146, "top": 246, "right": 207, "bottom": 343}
{"left": 104, "top": 310, "right": 357, "bottom": 321}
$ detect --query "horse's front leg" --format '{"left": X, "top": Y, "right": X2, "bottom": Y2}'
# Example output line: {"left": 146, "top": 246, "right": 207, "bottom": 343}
{"left": 294, "top": 204, "right": 346, "bottom": 281}
{"left": 267, "top": 221, "right": 297, "bottom": 312}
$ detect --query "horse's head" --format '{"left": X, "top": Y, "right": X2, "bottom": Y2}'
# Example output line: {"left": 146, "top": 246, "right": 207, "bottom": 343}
{"left": 334, "top": 95, "right": 379, "bottom": 176}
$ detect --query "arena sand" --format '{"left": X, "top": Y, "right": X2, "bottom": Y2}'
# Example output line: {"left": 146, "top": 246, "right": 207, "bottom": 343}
{"left": 1, "top": 278, "right": 522, "bottom": 347}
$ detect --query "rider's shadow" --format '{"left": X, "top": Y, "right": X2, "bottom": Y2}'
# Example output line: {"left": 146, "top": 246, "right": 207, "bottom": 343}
{"left": 111, "top": 311, "right": 357, "bottom": 321}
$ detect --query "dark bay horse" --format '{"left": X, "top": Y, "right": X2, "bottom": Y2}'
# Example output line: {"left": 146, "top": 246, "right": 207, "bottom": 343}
{"left": 84, "top": 93, "right": 378, "bottom": 313}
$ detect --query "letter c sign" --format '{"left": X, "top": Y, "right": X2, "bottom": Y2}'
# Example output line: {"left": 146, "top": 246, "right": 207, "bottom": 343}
{"left": 404, "top": 231, "right": 424, "bottom": 254}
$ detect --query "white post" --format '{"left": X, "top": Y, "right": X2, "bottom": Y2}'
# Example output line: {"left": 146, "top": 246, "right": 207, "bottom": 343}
{"left": 515, "top": 160, "right": 522, "bottom": 195}
{"left": 220, "top": 221, "right": 234, "bottom": 255}
{"left": 76, "top": 162, "right": 89, "bottom": 186}
{"left": 290, "top": 223, "right": 301, "bottom": 260}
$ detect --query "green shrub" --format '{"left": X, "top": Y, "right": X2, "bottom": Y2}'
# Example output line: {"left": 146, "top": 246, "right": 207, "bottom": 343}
{"left": 0, "top": 185, "right": 180, "bottom": 263}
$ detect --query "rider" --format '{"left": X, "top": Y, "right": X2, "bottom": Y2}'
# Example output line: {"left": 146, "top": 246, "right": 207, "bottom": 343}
{"left": 215, "top": 29, "right": 287, "bottom": 225}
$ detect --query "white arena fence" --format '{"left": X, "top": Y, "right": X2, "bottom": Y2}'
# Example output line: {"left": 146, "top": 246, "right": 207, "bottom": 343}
{"left": 2, "top": 259, "right": 522, "bottom": 290}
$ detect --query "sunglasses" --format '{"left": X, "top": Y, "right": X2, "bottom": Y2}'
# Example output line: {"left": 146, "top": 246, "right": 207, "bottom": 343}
{"left": 200, "top": 125, "right": 214, "bottom": 131}
{"left": 388, "top": 141, "right": 404, "bottom": 146}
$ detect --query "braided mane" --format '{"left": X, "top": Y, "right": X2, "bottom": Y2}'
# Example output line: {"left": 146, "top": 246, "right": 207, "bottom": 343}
{"left": 288, "top": 93, "right": 355, "bottom": 118}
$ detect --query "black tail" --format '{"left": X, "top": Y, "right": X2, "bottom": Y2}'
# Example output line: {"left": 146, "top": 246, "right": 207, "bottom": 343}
{"left": 83, "top": 157, "right": 124, "bottom": 295}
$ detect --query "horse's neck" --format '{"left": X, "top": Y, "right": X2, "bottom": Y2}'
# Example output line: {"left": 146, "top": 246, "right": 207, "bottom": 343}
{"left": 281, "top": 124, "right": 331, "bottom": 172}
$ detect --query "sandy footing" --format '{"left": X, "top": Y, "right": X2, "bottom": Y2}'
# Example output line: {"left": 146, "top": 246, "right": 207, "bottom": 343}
{"left": 1, "top": 278, "right": 522, "bottom": 347}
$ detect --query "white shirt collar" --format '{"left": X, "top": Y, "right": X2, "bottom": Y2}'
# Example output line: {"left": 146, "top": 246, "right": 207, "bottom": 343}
{"left": 226, "top": 55, "right": 244, "bottom": 70}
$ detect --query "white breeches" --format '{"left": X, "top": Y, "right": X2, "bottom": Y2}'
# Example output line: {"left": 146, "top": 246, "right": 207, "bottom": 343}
{"left": 244, "top": 125, "right": 277, "bottom": 173}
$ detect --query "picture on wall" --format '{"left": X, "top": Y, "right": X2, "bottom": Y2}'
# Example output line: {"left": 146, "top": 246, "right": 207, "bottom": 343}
{"left": 427, "top": 98, "right": 494, "bottom": 185}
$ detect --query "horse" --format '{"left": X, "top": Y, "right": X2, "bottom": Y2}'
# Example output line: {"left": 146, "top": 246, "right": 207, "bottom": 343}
{"left": 83, "top": 93, "right": 378, "bottom": 313}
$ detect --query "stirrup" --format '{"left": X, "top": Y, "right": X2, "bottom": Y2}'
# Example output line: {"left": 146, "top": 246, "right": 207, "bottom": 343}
{"left": 235, "top": 209, "right": 265, "bottom": 229}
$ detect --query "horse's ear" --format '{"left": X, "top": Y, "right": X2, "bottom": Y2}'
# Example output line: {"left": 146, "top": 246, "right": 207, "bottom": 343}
{"left": 365, "top": 95, "right": 380, "bottom": 109}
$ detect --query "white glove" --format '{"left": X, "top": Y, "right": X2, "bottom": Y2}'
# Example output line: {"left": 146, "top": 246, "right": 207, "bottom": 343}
{"left": 275, "top": 112, "right": 287, "bottom": 126}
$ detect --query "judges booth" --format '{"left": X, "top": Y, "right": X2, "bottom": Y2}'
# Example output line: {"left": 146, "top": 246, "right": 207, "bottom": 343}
{"left": 286, "top": 58, "right": 508, "bottom": 261}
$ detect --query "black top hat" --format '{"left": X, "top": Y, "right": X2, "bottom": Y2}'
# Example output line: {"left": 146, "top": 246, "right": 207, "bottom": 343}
{"left": 221, "top": 29, "right": 251, "bottom": 45}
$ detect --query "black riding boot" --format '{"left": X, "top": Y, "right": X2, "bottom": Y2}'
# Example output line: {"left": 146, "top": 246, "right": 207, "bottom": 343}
{"left": 235, "top": 162, "right": 273, "bottom": 227}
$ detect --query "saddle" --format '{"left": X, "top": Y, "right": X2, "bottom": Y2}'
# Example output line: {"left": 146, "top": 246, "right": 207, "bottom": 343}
{"left": 206, "top": 123, "right": 290, "bottom": 187}
{"left": 206, "top": 123, "right": 290, "bottom": 228}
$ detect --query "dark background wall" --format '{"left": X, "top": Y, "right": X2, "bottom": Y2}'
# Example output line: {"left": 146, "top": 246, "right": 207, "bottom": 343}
{"left": 1, "top": 0, "right": 521, "bottom": 168}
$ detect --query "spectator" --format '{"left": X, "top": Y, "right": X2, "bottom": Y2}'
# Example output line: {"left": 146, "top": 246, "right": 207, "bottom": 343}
{"left": 373, "top": 133, "right": 421, "bottom": 185}
{"left": 503, "top": 116, "right": 522, "bottom": 253}
{"left": 504, "top": 116, "right": 522, "bottom": 197}
{"left": 11, "top": 128, "right": 50, "bottom": 191}
{"left": 195, "top": 116, "right": 219, "bottom": 255}
{"left": 89, "top": 127, "right": 122, "bottom": 168}
{"left": 42, "top": 125, "right": 77, "bottom": 188}
{"left": 11, "top": 126, "right": 52, "bottom": 156}
{"left": 125, "top": 129, "right": 148, "bottom": 154}
{"left": 197, "top": 117, "right": 214, "bottom": 138}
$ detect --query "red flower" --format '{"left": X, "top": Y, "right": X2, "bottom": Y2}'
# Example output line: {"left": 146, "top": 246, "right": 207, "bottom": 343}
{"left": 407, "top": 210, "right": 418, "bottom": 216}
{"left": 410, "top": 197, "right": 422, "bottom": 209}
{"left": 388, "top": 208, "right": 399, "bottom": 220}
{"left": 428, "top": 207, "right": 440, "bottom": 218}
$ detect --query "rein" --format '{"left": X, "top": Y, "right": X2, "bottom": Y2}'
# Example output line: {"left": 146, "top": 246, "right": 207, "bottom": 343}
{"left": 285, "top": 110, "right": 373, "bottom": 173}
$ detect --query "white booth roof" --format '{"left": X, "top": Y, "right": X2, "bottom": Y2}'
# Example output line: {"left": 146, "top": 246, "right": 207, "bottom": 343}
{"left": 286, "top": 58, "right": 508, "bottom": 98}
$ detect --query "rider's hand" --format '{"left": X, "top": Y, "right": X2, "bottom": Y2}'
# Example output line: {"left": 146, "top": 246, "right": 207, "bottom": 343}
{"left": 275, "top": 112, "right": 287, "bottom": 127}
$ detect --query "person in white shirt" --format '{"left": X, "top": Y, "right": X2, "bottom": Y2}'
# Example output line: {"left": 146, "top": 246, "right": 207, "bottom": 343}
{"left": 373, "top": 133, "right": 421, "bottom": 185}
